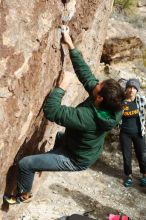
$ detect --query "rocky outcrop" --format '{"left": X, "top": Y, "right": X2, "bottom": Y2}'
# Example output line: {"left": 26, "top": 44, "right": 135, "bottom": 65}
{"left": 101, "top": 36, "right": 143, "bottom": 64}
{"left": 138, "top": 0, "right": 146, "bottom": 7}
{"left": 100, "top": 1, "right": 146, "bottom": 88}
{"left": 0, "top": 0, "right": 113, "bottom": 205}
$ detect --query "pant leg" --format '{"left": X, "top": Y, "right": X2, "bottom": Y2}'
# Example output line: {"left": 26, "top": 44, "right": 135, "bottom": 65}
{"left": 132, "top": 134, "right": 146, "bottom": 174}
{"left": 17, "top": 147, "right": 86, "bottom": 193}
{"left": 120, "top": 132, "right": 133, "bottom": 176}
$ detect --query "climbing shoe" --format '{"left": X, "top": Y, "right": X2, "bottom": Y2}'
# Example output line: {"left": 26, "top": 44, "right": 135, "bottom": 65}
{"left": 140, "top": 177, "right": 146, "bottom": 186}
{"left": 3, "top": 195, "right": 20, "bottom": 204}
{"left": 3, "top": 193, "right": 32, "bottom": 205}
{"left": 123, "top": 177, "right": 133, "bottom": 187}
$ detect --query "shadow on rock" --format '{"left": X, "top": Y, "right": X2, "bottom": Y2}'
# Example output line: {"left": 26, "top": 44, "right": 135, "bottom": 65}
{"left": 50, "top": 184, "right": 125, "bottom": 219}
{"left": 91, "top": 159, "right": 123, "bottom": 180}
{"left": 1, "top": 115, "right": 48, "bottom": 212}
{"left": 1, "top": 164, "right": 18, "bottom": 212}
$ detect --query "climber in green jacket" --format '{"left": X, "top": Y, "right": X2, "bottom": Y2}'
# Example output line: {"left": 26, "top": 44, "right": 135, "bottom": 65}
{"left": 4, "top": 25, "right": 125, "bottom": 204}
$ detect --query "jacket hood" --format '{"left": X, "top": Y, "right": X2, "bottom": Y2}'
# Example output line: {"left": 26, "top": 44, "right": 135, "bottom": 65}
{"left": 92, "top": 105, "right": 122, "bottom": 131}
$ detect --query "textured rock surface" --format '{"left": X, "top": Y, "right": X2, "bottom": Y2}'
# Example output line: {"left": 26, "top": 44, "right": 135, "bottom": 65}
{"left": 0, "top": 0, "right": 113, "bottom": 214}
{"left": 101, "top": 36, "right": 143, "bottom": 64}
{"left": 138, "top": 0, "right": 146, "bottom": 7}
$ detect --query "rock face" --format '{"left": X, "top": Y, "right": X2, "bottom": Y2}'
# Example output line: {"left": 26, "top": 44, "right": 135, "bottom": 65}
{"left": 0, "top": 0, "right": 113, "bottom": 197}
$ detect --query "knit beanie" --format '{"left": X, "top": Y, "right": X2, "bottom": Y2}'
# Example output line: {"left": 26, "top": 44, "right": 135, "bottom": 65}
{"left": 126, "top": 78, "right": 140, "bottom": 91}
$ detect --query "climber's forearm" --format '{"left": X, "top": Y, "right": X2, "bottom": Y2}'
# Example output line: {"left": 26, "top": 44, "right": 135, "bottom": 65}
{"left": 67, "top": 40, "right": 75, "bottom": 50}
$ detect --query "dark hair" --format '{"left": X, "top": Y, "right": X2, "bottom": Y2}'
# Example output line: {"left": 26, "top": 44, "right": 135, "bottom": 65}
{"left": 98, "top": 79, "right": 125, "bottom": 112}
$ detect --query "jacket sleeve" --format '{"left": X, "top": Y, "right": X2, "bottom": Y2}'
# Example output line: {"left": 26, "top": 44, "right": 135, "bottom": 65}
{"left": 43, "top": 88, "right": 90, "bottom": 131}
{"left": 69, "top": 49, "right": 99, "bottom": 95}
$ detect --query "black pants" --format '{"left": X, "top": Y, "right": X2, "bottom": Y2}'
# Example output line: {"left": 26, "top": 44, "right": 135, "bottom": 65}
{"left": 120, "top": 132, "right": 146, "bottom": 176}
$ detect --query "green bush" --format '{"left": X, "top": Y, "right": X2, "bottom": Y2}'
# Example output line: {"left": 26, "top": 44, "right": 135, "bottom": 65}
{"left": 114, "top": 0, "right": 138, "bottom": 14}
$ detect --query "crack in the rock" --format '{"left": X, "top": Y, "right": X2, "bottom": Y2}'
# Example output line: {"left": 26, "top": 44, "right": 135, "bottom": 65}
{"left": 61, "top": 0, "right": 67, "bottom": 6}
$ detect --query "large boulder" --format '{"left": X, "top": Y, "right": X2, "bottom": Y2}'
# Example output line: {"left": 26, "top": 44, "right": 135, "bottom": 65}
{"left": 0, "top": 0, "right": 113, "bottom": 205}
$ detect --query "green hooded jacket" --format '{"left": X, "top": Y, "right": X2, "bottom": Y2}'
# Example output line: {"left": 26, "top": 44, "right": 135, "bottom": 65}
{"left": 43, "top": 49, "right": 122, "bottom": 167}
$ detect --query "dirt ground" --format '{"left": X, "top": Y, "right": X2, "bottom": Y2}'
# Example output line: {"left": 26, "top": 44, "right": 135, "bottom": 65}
{"left": 5, "top": 147, "right": 146, "bottom": 220}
